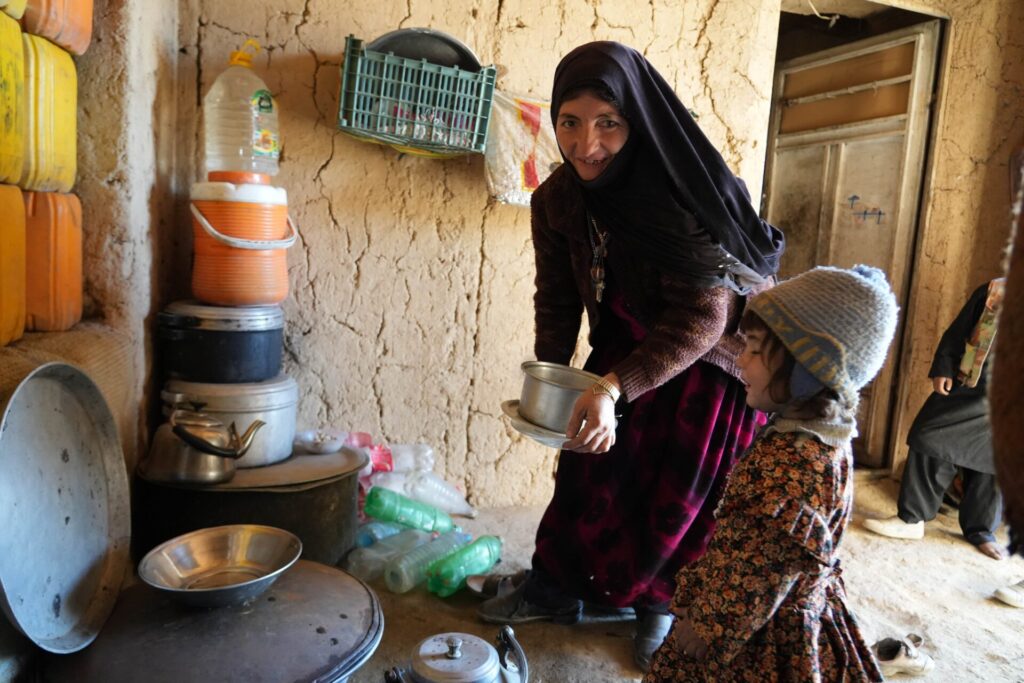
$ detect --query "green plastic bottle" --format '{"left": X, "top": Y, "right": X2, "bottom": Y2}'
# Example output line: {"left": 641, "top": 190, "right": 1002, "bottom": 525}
{"left": 364, "top": 486, "right": 454, "bottom": 533}
{"left": 427, "top": 535, "right": 503, "bottom": 597}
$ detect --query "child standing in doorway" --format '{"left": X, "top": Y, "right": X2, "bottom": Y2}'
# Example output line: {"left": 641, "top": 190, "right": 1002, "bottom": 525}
{"left": 644, "top": 265, "right": 897, "bottom": 682}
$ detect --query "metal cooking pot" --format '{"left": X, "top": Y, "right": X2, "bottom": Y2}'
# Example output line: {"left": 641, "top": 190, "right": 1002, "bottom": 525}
{"left": 162, "top": 374, "right": 298, "bottom": 468}
{"left": 385, "top": 626, "right": 528, "bottom": 683}
{"left": 138, "top": 405, "right": 264, "bottom": 485}
{"left": 518, "top": 361, "right": 603, "bottom": 433}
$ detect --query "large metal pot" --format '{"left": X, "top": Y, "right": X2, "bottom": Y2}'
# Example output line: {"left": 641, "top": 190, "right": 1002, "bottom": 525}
{"left": 518, "top": 361, "right": 602, "bottom": 433}
{"left": 162, "top": 374, "right": 298, "bottom": 468}
{"left": 157, "top": 300, "right": 284, "bottom": 383}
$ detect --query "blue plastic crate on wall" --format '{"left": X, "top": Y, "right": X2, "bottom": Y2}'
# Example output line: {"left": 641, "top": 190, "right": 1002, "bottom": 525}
{"left": 337, "top": 35, "right": 497, "bottom": 157}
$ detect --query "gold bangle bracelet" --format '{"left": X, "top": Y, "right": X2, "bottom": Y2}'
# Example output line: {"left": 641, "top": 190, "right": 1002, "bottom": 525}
{"left": 591, "top": 377, "right": 621, "bottom": 403}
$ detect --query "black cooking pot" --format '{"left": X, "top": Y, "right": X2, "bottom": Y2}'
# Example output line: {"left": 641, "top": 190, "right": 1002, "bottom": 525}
{"left": 158, "top": 301, "right": 284, "bottom": 383}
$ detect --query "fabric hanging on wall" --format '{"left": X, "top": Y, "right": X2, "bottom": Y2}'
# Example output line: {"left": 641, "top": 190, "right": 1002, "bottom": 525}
{"left": 484, "top": 90, "right": 562, "bottom": 208}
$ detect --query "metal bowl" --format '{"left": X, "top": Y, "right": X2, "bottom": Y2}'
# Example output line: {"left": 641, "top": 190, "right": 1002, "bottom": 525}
{"left": 138, "top": 525, "right": 302, "bottom": 608}
{"left": 518, "top": 361, "right": 603, "bottom": 433}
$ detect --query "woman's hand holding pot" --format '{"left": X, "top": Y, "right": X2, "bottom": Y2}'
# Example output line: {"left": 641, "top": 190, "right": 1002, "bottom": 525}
{"left": 563, "top": 374, "right": 620, "bottom": 454}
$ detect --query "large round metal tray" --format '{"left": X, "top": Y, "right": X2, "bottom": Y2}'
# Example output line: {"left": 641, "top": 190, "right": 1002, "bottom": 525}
{"left": 0, "top": 361, "right": 130, "bottom": 653}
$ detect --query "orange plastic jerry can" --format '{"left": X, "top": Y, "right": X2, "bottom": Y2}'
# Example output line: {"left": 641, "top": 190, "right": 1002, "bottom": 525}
{"left": 0, "top": 12, "right": 25, "bottom": 184}
{"left": 21, "top": 0, "right": 92, "bottom": 55}
{"left": 24, "top": 190, "right": 81, "bottom": 331}
{"left": 21, "top": 32, "right": 76, "bottom": 192}
{"left": 0, "top": 184, "right": 26, "bottom": 346}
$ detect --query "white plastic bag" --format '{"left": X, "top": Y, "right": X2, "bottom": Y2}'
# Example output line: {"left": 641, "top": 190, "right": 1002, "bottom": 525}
{"left": 484, "top": 90, "right": 562, "bottom": 207}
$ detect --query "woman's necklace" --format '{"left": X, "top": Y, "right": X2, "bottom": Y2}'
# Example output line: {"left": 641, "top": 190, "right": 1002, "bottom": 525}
{"left": 588, "top": 215, "right": 610, "bottom": 302}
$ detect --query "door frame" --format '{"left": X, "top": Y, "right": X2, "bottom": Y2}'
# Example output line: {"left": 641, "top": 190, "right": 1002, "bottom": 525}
{"left": 762, "top": 20, "right": 942, "bottom": 467}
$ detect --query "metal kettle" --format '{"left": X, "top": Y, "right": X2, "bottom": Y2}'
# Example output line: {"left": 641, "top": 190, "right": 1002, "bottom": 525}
{"left": 138, "top": 404, "right": 265, "bottom": 485}
{"left": 385, "top": 626, "right": 528, "bottom": 683}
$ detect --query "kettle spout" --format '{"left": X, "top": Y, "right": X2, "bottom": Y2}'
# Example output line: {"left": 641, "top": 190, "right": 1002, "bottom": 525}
{"left": 231, "top": 420, "right": 266, "bottom": 456}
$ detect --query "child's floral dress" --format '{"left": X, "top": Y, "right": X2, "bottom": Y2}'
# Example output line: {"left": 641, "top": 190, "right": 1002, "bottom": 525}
{"left": 644, "top": 430, "right": 883, "bottom": 682}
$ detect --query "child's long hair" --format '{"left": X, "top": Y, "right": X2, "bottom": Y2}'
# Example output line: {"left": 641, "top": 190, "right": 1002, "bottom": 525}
{"left": 739, "top": 309, "right": 848, "bottom": 420}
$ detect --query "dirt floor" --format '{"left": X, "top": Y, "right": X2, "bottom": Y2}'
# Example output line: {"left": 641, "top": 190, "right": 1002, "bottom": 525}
{"left": 352, "top": 471, "right": 1024, "bottom": 682}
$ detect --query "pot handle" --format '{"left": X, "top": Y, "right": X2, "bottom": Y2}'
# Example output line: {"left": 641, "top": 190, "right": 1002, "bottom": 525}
{"left": 190, "top": 202, "right": 299, "bottom": 250}
{"left": 497, "top": 626, "right": 529, "bottom": 683}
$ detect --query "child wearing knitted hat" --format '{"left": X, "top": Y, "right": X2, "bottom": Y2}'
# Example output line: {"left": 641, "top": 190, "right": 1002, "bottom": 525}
{"left": 644, "top": 265, "right": 899, "bottom": 682}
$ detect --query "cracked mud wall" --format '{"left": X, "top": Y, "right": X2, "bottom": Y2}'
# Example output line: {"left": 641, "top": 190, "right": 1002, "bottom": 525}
{"left": 172, "top": 0, "right": 780, "bottom": 507}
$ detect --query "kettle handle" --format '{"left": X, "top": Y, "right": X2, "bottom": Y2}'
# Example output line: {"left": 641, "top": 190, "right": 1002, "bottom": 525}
{"left": 171, "top": 423, "right": 248, "bottom": 458}
{"left": 497, "top": 626, "right": 529, "bottom": 683}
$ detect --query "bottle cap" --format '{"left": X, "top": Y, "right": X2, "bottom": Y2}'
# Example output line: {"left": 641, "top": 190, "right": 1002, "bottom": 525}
{"left": 228, "top": 38, "right": 261, "bottom": 67}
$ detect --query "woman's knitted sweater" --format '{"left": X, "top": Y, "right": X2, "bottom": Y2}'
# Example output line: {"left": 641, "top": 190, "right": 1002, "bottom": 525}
{"left": 531, "top": 165, "right": 758, "bottom": 402}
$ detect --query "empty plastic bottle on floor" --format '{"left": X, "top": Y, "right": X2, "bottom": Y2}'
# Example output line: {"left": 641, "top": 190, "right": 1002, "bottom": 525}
{"left": 364, "top": 486, "right": 454, "bottom": 533}
{"left": 371, "top": 470, "right": 478, "bottom": 518}
{"left": 355, "top": 520, "right": 405, "bottom": 548}
{"left": 203, "top": 38, "right": 280, "bottom": 178}
{"left": 344, "top": 528, "right": 430, "bottom": 581}
{"left": 389, "top": 443, "right": 436, "bottom": 472}
{"left": 427, "top": 535, "right": 503, "bottom": 597}
{"left": 384, "top": 530, "right": 472, "bottom": 594}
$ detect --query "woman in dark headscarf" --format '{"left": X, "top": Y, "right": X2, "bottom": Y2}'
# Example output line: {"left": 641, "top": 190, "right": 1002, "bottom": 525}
{"left": 479, "top": 42, "right": 784, "bottom": 669}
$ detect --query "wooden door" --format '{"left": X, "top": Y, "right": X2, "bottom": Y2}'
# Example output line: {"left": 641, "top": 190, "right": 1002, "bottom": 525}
{"left": 762, "top": 20, "right": 941, "bottom": 466}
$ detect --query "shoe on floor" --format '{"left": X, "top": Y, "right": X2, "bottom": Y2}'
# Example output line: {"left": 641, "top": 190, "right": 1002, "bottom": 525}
{"left": 872, "top": 634, "right": 934, "bottom": 677}
{"left": 633, "top": 612, "right": 674, "bottom": 671}
{"left": 466, "top": 569, "right": 529, "bottom": 600}
{"left": 994, "top": 579, "right": 1024, "bottom": 608}
{"left": 863, "top": 516, "right": 925, "bottom": 540}
{"left": 477, "top": 581, "right": 582, "bottom": 625}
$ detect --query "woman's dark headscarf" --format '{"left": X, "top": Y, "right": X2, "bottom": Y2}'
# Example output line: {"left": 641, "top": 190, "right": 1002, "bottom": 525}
{"left": 551, "top": 41, "right": 785, "bottom": 292}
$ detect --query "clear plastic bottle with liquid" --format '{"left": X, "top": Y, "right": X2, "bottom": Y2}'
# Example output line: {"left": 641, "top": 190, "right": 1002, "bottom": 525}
{"left": 203, "top": 38, "right": 280, "bottom": 178}
{"left": 355, "top": 520, "right": 405, "bottom": 548}
{"left": 344, "top": 528, "right": 431, "bottom": 582}
{"left": 384, "top": 530, "right": 472, "bottom": 594}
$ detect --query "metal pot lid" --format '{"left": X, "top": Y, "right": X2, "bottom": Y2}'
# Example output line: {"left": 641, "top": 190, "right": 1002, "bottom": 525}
{"left": 163, "top": 374, "right": 298, "bottom": 412}
{"left": 367, "top": 28, "right": 482, "bottom": 72}
{"left": 412, "top": 632, "right": 501, "bottom": 683}
{"left": 158, "top": 301, "right": 284, "bottom": 332}
{"left": 210, "top": 448, "right": 368, "bottom": 490}
{"left": 0, "top": 361, "right": 130, "bottom": 654}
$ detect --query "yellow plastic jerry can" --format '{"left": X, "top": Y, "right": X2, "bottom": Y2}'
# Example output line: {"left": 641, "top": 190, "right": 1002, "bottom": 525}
{"left": 0, "top": 0, "right": 27, "bottom": 20}
{"left": 0, "top": 184, "right": 26, "bottom": 346}
{"left": 20, "top": 32, "right": 75, "bottom": 192}
{"left": 0, "top": 12, "right": 25, "bottom": 184}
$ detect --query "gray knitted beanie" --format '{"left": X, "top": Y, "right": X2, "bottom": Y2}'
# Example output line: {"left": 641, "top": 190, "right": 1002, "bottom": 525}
{"left": 747, "top": 265, "right": 899, "bottom": 401}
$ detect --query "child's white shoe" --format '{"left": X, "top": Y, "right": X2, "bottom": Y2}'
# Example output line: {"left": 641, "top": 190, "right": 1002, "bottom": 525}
{"left": 872, "top": 634, "right": 934, "bottom": 677}
{"left": 863, "top": 516, "right": 924, "bottom": 540}
{"left": 994, "top": 579, "right": 1024, "bottom": 608}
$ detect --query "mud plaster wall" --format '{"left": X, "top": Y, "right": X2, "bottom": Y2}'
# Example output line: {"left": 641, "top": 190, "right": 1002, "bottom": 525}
{"left": 884, "top": 0, "right": 1024, "bottom": 469}
{"left": 169, "top": 0, "right": 780, "bottom": 507}
{"left": 74, "top": 0, "right": 181, "bottom": 467}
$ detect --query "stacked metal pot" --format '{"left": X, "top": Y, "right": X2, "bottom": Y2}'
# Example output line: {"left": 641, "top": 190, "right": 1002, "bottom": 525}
{"left": 144, "top": 170, "right": 300, "bottom": 483}
{"left": 154, "top": 300, "right": 298, "bottom": 473}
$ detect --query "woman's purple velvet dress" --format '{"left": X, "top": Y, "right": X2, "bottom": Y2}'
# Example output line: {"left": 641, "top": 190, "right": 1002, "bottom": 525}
{"left": 532, "top": 278, "right": 764, "bottom": 608}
